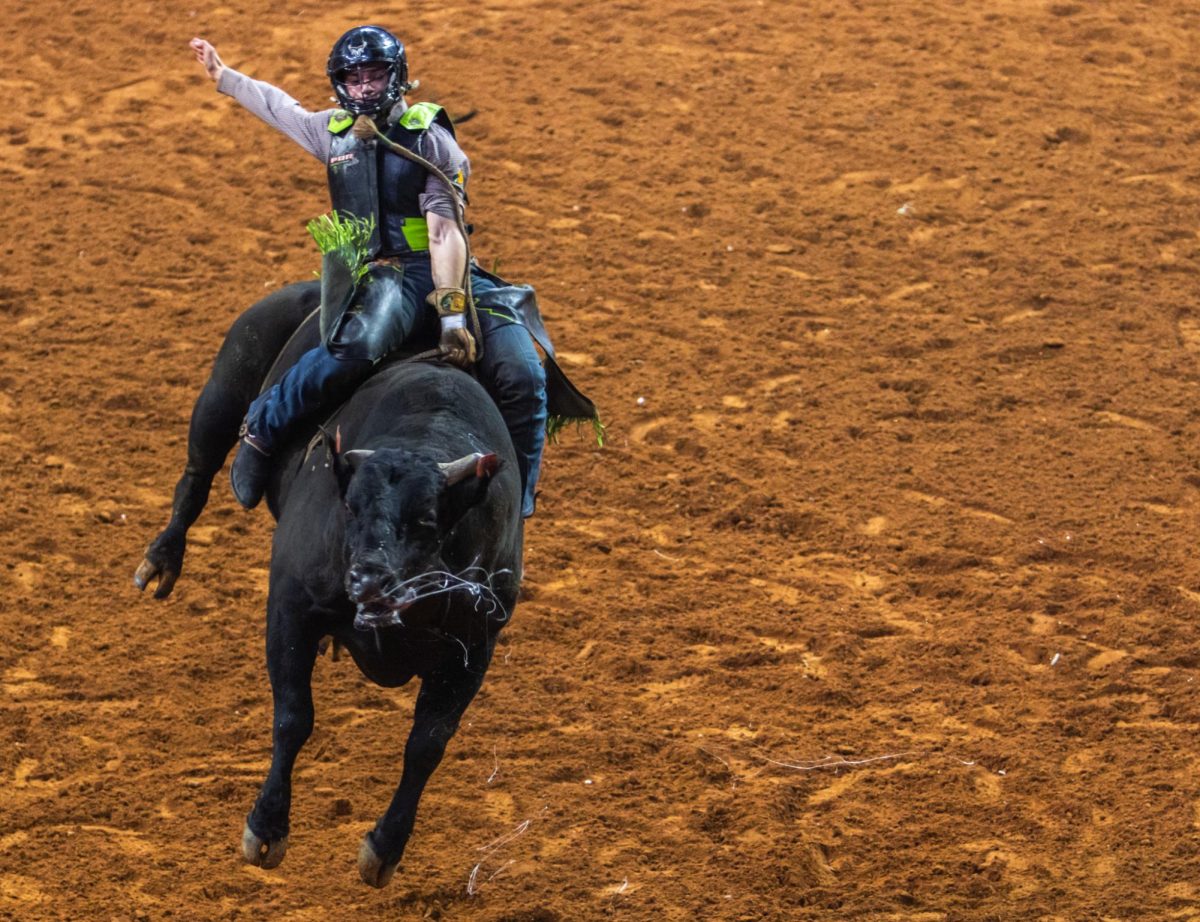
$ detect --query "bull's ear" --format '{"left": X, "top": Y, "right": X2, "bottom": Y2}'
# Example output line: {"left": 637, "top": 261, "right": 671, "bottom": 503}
{"left": 331, "top": 448, "right": 353, "bottom": 500}
{"left": 330, "top": 444, "right": 374, "bottom": 501}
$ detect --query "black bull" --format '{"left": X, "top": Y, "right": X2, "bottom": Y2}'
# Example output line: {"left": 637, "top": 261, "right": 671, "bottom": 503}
{"left": 134, "top": 282, "right": 524, "bottom": 887}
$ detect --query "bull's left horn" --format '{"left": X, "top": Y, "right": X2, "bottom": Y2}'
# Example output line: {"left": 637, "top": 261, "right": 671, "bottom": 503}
{"left": 438, "top": 452, "right": 489, "bottom": 485}
{"left": 343, "top": 449, "right": 375, "bottom": 470}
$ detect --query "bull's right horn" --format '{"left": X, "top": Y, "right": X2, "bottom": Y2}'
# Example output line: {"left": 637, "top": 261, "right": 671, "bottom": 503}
{"left": 438, "top": 453, "right": 487, "bottom": 485}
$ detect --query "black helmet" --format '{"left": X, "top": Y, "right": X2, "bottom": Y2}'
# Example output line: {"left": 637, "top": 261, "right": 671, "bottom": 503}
{"left": 327, "top": 25, "right": 409, "bottom": 116}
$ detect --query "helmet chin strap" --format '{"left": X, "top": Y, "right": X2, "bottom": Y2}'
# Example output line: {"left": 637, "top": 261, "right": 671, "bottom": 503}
{"left": 341, "top": 79, "right": 419, "bottom": 132}
{"left": 334, "top": 79, "right": 417, "bottom": 121}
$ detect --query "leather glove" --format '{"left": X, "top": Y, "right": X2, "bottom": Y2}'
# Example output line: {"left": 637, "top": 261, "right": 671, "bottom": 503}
{"left": 438, "top": 324, "right": 477, "bottom": 369}
{"left": 352, "top": 115, "right": 378, "bottom": 140}
{"left": 428, "top": 287, "right": 467, "bottom": 317}
{"left": 428, "top": 287, "right": 477, "bottom": 368}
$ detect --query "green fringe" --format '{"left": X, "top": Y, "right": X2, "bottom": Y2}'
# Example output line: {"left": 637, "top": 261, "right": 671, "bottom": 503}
{"left": 306, "top": 211, "right": 376, "bottom": 284}
{"left": 546, "top": 412, "right": 606, "bottom": 447}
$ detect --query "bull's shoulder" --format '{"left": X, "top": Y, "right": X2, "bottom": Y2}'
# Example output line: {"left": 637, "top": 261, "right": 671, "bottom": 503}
{"left": 225, "top": 281, "right": 321, "bottom": 339}
{"left": 349, "top": 364, "right": 513, "bottom": 448}
{"left": 372, "top": 363, "right": 496, "bottom": 410}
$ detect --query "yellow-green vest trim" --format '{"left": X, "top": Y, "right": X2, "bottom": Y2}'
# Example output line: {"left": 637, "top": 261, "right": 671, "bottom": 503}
{"left": 327, "top": 103, "right": 451, "bottom": 137}
{"left": 328, "top": 111, "right": 355, "bottom": 134}
{"left": 399, "top": 216, "right": 429, "bottom": 251}
{"left": 398, "top": 102, "right": 444, "bottom": 131}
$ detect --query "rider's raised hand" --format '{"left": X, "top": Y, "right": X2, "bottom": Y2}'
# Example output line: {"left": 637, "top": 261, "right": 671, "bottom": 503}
{"left": 190, "top": 37, "right": 225, "bottom": 82}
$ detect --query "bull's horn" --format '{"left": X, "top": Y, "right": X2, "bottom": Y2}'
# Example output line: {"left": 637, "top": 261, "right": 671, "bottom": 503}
{"left": 343, "top": 449, "right": 375, "bottom": 470}
{"left": 438, "top": 452, "right": 491, "bottom": 485}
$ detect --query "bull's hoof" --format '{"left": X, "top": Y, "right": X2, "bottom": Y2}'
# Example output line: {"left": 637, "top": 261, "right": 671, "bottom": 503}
{"left": 241, "top": 822, "right": 288, "bottom": 869}
{"left": 133, "top": 557, "right": 179, "bottom": 599}
{"left": 358, "top": 834, "right": 399, "bottom": 888}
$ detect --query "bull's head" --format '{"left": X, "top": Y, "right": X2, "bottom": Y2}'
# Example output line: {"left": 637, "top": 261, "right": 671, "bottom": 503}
{"left": 326, "top": 433, "right": 501, "bottom": 628}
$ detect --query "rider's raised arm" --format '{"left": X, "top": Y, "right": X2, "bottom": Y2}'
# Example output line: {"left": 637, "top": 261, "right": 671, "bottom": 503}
{"left": 191, "top": 38, "right": 332, "bottom": 162}
{"left": 215, "top": 68, "right": 333, "bottom": 162}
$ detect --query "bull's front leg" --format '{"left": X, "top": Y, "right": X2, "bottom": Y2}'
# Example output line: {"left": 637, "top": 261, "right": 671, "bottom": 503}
{"left": 358, "top": 640, "right": 497, "bottom": 888}
{"left": 242, "top": 590, "right": 321, "bottom": 869}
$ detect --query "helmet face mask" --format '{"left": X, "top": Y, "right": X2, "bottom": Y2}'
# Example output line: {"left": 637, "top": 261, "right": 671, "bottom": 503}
{"left": 327, "top": 26, "right": 408, "bottom": 117}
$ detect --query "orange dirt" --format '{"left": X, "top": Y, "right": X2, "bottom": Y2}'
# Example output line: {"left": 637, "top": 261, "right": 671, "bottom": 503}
{"left": 4, "top": 1, "right": 1200, "bottom": 919}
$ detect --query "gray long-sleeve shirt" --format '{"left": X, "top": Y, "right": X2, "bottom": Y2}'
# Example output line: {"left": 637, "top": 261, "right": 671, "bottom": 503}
{"left": 216, "top": 68, "right": 469, "bottom": 219}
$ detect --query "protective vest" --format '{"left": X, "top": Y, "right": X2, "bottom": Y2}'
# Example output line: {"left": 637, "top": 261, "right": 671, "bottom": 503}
{"left": 325, "top": 102, "right": 457, "bottom": 258}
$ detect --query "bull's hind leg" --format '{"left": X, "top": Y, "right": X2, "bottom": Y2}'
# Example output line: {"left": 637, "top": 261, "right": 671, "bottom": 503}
{"left": 134, "top": 283, "right": 318, "bottom": 598}
{"left": 358, "top": 641, "right": 497, "bottom": 888}
{"left": 242, "top": 588, "right": 321, "bottom": 869}
{"left": 133, "top": 371, "right": 246, "bottom": 598}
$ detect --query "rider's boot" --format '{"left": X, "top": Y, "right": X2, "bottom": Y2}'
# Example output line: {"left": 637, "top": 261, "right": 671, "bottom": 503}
{"left": 519, "top": 437, "right": 544, "bottom": 519}
{"left": 230, "top": 428, "right": 273, "bottom": 510}
{"left": 230, "top": 344, "right": 374, "bottom": 510}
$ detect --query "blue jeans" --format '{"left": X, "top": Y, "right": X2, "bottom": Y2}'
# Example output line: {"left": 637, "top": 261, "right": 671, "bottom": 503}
{"left": 472, "top": 270, "right": 547, "bottom": 517}
{"left": 245, "top": 261, "right": 546, "bottom": 516}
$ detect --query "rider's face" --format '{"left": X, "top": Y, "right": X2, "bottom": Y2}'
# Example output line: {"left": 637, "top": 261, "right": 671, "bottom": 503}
{"left": 342, "top": 65, "right": 390, "bottom": 101}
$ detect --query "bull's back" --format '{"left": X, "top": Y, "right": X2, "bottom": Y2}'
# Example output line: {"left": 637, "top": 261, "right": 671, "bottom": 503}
{"left": 214, "top": 281, "right": 322, "bottom": 404}
{"left": 352, "top": 363, "right": 516, "bottom": 455}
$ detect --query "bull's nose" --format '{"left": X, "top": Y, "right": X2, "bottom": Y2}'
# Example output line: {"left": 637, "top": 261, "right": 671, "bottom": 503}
{"left": 346, "top": 565, "right": 383, "bottom": 602}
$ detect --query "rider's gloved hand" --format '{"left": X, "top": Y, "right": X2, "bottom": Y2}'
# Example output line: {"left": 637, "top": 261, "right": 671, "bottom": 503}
{"left": 428, "top": 287, "right": 477, "bottom": 368}
{"left": 352, "top": 115, "right": 378, "bottom": 141}
{"left": 439, "top": 324, "right": 477, "bottom": 369}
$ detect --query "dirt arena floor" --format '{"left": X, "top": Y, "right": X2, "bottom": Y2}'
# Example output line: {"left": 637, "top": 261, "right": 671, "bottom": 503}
{"left": 5, "top": 0, "right": 1200, "bottom": 918}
